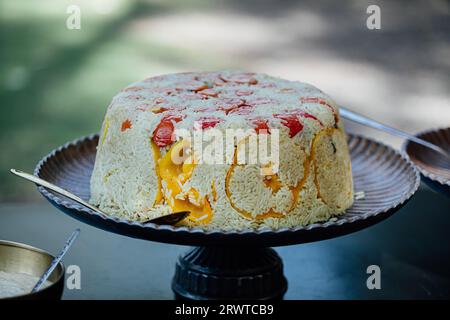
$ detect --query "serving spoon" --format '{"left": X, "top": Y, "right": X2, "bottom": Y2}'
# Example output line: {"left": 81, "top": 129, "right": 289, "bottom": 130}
{"left": 32, "top": 228, "right": 80, "bottom": 293}
{"left": 339, "top": 107, "right": 450, "bottom": 160}
{"left": 10, "top": 169, "right": 189, "bottom": 226}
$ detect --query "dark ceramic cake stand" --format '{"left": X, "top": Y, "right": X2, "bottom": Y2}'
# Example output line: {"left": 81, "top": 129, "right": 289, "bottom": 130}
{"left": 403, "top": 127, "right": 450, "bottom": 198}
{"left": 35, "top": 134, "right": 419, "bottom": 300}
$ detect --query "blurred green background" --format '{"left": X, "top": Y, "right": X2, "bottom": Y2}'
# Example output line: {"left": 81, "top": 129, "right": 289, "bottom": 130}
{"left": 0, "top": 0, "right": 449, "bottom": 202}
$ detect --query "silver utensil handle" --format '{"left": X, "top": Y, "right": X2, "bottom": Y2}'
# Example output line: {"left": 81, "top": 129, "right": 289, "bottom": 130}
{"left": 32, "top": 228, "right": 80, "bottom": 292}
{"left": 10, "top": 169, "right": 106, "bottom": 216}
{"left": 10, "top": 169, "right": 189, "bottom": 225}
{"left": 339, "top": 107, "right": 450, "bottom": 159}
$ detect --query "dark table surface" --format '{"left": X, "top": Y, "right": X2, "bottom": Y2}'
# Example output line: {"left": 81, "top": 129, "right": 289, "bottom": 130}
{"left": 0, "top": 184, "right": 449, "bottom": 300}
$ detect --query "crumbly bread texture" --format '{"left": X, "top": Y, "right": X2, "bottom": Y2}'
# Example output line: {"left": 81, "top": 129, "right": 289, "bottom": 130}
{"left": 90, "top": 71, "right": 353, "bottom": 230}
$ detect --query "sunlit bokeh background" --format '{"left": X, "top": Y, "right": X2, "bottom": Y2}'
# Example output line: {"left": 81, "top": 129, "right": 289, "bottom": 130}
{"left": 0, "top": 0, "right": 449, "bottom": 202}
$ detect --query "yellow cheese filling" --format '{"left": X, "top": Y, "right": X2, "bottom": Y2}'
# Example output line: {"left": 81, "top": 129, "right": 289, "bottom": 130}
{"left": 154, "top": 139, "right": 212, "bottom": 224}
{"left": 150, "top": 141, "right": 164, "bottom": 205}
{"left": 101, "top": 118, "right": 110, "bottom": 145}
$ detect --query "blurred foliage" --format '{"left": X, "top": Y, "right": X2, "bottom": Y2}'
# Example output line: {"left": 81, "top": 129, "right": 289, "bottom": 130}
{"left": 0, "top": 0, "right": 224, "bottom": 201}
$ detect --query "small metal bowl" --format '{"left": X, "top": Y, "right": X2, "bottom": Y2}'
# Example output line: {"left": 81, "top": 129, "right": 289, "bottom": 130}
{"left": 0, "top": 240, "right": 65, "bottom": 300}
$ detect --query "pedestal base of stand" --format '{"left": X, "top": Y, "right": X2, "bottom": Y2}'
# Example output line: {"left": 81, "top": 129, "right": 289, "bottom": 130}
{"left": 172, "top": 247, "right": 287, "bottom": 300}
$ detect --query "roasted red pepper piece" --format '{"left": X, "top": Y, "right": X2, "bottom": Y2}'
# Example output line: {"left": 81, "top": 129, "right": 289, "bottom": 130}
{"left": 245, "top": 97, "right": 273, "bottom": 106}
{"left": 251, "top": 118, "right": 271, "bottom": 134}
{"left": 216, "top": 98, "right": 246, "bottom": 115}
{"left": 227, "top": 105, "right": 254, "bottom": 115}
{"left": 290, "top": 109, "right": 323, "bottom": 126}
{"left": 121, "top": 119, "right": 132, "bottom": 132}
{"left": 199, "top": 88, "right": 220, "bottom": 98}
{"left": 220, "top": 73, "right": 258, "bottom": 85}
{"left": 235, "top": 90, "right": 253, "bottom": 97}
{"left": 122, "top": 86, "right": 144, "bottom": 92}
{"left": 152, "top": 115, "right": 184, "bottom": 147}
{"left": 273, "top": 114, "right": 304, "bottom": 138}
{"left": 300, "top": 97, "right": 338, "bottom": 124}
{"left": 195, "top": 117, "right": 223, "bottom": 130}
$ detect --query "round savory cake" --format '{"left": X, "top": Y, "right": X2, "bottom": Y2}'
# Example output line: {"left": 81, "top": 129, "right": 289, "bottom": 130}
{"left": 90, "top": 71, "right": 353, "bottom": 230}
